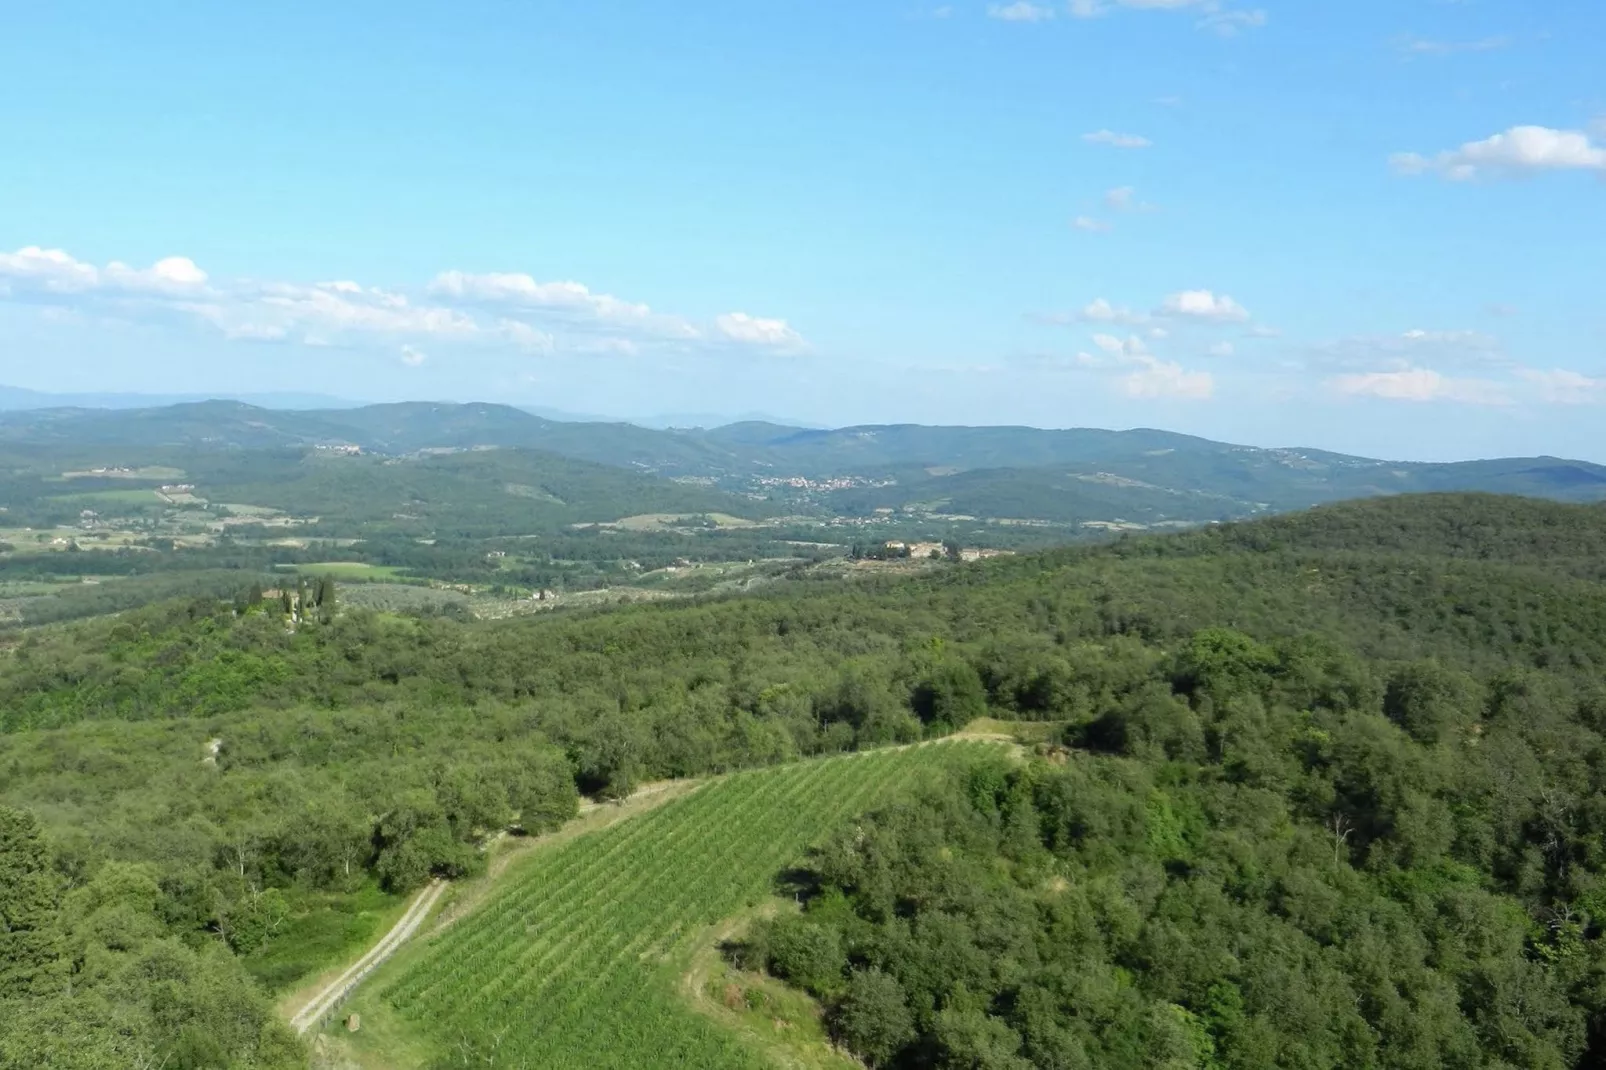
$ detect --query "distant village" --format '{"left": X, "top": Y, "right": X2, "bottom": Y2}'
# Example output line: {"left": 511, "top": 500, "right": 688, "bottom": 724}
{"left": 859, "top": 540, "right": 1012, "bottom": 563}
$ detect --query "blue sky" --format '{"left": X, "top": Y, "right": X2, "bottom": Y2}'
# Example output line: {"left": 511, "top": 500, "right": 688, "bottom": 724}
{"left": 2, "top": 0, "right": 1603, "bottom": 460}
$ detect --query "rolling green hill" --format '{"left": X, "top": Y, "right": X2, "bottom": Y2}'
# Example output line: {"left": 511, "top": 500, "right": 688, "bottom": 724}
{"left": 190, "top": 447, "right": 773, "bottom": 536}
{"left": 7, "top": 493, "right": 1606, "bottom": 1067}
{"left": 3, "top": 402, "right": 1603, "bottom": 530}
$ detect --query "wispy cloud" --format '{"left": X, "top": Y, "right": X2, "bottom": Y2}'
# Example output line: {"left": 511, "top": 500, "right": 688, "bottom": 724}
{"left": 1071, "top": 330, "right": 1214, "bottom": 399}
{"left": 1515, "top": 367, "right": 1606, "bottom": 405}
{"left": 1392, "top": 125, "right": 1606, "bottom": 180}
{"left": 1393, "top": 35, "right": 1511, "bottom": 56}
{"left": 0, "top": 245, "right": 807, "bottom": 359}
{"left": 1197, "top": 8, "right": 1267, "bottom": 36}
{"left": 1071, "top": 215, "right": 1113, "bottom": 233}
{"left": 987, "top": 1, "right": 1054, "bottom": 21}
{"left": 1104, "top": 186, "right": 1137, "bottom": 211}
{"left": 1329, "top": 367, "right": 1510, "bottom": 405}
{"left": 713, "top": 312, "right": 807, "bottom": 351}
{"left": 1312, "top": 330, "right": 1603, "bottom": 407}
{"left": 1075, "top": 298, "right": 1149, "bottom": 325}
{"left": 1304, "top": 328, "right": 1508, "bottom": 373}
{"left": 1083, "top": 129, "right": 1152, "bottom": 149}
{"left": 1120, "top": 356, "right": 1215, "bottom": 399}
{"left": 1104, "top": 185, "right": 1158, "bottom": 212}
{"left": 1070, "top": 0, "right": 1267, "bottom": 36}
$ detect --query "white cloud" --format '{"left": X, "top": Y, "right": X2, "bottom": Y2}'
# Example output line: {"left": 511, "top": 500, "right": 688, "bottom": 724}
{"left": 1328, "top": 367, "right": 1509, "bottom": 405}
{"left": 1120, "top": 355, "right": 1215, "bottom": 399}
{"left": 1197, "top": 8, "right": 1266, "bottom": 35}
{"left": 1308, "top": 328, "right": 1507, "bottom": 372}
{"left": 399, "top": 345, "right": 427, "bottom": 367}
{"left": 1208, "top": 341, "right": 1235, "bottom": 357}
{"left": 714, "top": 312, "right": 805, "bottom": 350}
{"left": 2, "top": 243, "right": 804, "bottom": 360}
{"left": 1070, "top": 0, "right": 1265, "bottom": 35}
{"left": 430, "top": 270, "right": 706, "bottom": 341}
{"left": 987, "top": 1, "right": 1054, "bottom": 20}
{"left": 1157, "top": 289, "right": 1250, "bottom": 322}
{"left": 1078, "top": 298, "right": 1149, "bottom": 325}
{"left": 1083, "top": 130, "right": 1152, "bottom": 149}
{"left": 433, "top": 271, "right": 636, "bottom": 322}
{"left": 1092, "top": 332, "right": 1146, "bottom": 356}
{"left": 223, "top": 323, "right": 289, "bottom": 343}
{"left": 1516, "top": 367, "right": 1606, "bottom": 405}
{"left": 1395, "top": 36, "right": 1510, "bottom": 56}
{"left": 573, "top": 337, "right": 641, "bottom": 357}
{"left": 1069, "top": 327, "right": 1212, "bottom": 399}
{"left": 249, "top": 281, "right": 481, "bottom": 340}
{"left": 0, "top": 246, "right": 99, "bottom": 293}
{"left": 1392, "top": 125, "right": 1606, "bottom": 181}
{"left": 140, "top": 257, "right": 208, "bottom": 288}
{"left": 0, "top": 246, "right": 209, "bottom": 296}
{"left": 1103, "top": 185, "right": 1157, "bottom": 212}
{"left": 1072, "top": 215, "right": 1113, "bottom": 232}
{"left": 497, "top": 319, "right": 556, "bottom": 353}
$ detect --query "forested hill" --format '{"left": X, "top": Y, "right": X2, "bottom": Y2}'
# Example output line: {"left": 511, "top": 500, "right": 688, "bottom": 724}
{"left": 2, "top": 400, "right": 1605, "bottom": 513}
{"left": 4, "top": 493, "right": 1606, "bottom": 736}
{"left": 6, "top": 492, "right": 1606, "bottom": 1066}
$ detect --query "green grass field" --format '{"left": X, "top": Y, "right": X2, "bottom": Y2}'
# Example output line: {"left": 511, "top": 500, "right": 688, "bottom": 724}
{"left": 276, "top": 561, "right": 409, "bottom": 582}
{"left": 60, "top": 465, "right": 186, "bottom": 481}
{"left": 47, "top": 488, "right": 165, "bottom": 505}
{"left": 349, "top": 741, "right": 999, "bottom": 1068}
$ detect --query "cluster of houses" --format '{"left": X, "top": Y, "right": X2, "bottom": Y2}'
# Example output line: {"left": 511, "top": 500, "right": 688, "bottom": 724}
{"left": 880, "top": 540, "right": 1012, "bottom": 563}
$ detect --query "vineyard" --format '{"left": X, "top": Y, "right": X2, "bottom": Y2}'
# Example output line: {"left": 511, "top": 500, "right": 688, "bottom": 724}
{"left": 362, "top": 741, "right": 1002, "bottom": 1068}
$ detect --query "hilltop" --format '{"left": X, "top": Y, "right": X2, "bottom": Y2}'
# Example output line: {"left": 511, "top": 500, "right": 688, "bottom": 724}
{"left": 2, "top": 399, "right": 1604, "bottom": 527}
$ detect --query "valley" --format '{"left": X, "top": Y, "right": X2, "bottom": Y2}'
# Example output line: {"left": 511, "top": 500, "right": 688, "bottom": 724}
{"left": 3, "top": 400, "right": 1605, "bottom": 629}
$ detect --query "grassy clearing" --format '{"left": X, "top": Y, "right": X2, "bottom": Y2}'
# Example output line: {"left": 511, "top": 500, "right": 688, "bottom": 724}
{"left": 61, "top": 465, "right": 186, "bottom": 480}
{"left": 333, "top": 741, "right": 1001, "bottom": 1068}
{"left": 47, "top": 488, "right": 165, "bottom": 505}
{"left": 264, "top": 883, "right": 411, "bottom": 1004}
{"left": 680, "top": 900, "right": 861, "bottom": 1070}
{"left": 607, "top": 511, "right": 762, "bottom": 532}
{"left": 0, "top": 527, "right": 156, "bottom": 550}
{"left": 278, "top": 562, "right": 409, "bottom": 582}
{"left": 338, "top": 585, "right": 471, "bottom": 614}
{"left": 964, "top": 716, "right": 1067, "bottom": 744}
{"left": 218, "top": 502, "right": 285, "bottom": 517}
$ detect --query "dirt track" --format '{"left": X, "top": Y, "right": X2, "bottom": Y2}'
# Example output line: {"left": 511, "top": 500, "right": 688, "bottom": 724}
{"left": 288, "top": 878, "right": 447, "bottom": 1036}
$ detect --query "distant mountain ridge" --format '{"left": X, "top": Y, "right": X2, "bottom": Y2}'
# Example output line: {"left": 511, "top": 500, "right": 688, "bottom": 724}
{"left": 0, "top": 385, "right": 360, "bottom": 411}
{"left": 1, "top": 399, "right": 1603, "bottom": 523}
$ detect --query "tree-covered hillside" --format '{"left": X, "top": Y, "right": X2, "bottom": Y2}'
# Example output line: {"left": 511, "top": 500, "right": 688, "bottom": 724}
{"left": 5, "top": 493, "right": 1606, "bottom": 1066}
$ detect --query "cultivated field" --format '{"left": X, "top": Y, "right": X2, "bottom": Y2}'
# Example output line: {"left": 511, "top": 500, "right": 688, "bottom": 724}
{"left": 344, "top": 741, "right": 1000, "bottom": 1068}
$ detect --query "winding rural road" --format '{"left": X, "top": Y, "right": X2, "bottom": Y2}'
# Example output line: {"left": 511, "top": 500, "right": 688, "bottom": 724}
{"left": 289, "top": 878, "right": 447, "bottom": 1036}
